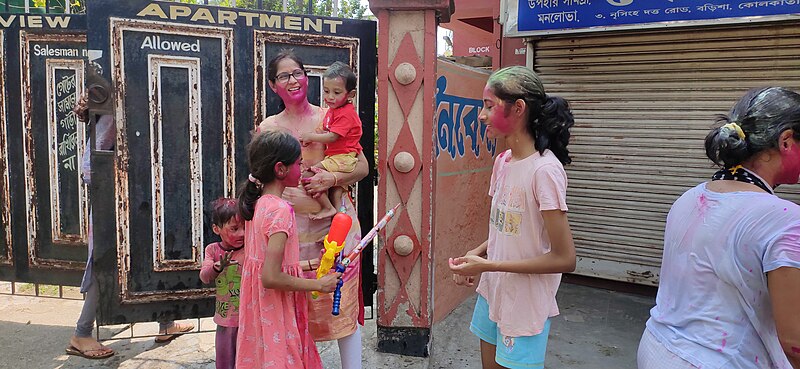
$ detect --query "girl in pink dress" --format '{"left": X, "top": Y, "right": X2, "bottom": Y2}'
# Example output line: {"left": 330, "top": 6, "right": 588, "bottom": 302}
{"left": 236, "top": 128, "right": 341, "bottom": 369}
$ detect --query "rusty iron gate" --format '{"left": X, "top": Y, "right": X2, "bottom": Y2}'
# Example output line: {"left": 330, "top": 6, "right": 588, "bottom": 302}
{"left": 86, "top": 0, "right": 376, "bottom": 325}
{"left": 0, "top": 10, "right": 88, "bottom": 286}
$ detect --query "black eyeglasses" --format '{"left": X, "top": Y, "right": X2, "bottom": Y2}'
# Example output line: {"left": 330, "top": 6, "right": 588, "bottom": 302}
{"left": 275, "top": 69, "right": 306, "bottom": 84}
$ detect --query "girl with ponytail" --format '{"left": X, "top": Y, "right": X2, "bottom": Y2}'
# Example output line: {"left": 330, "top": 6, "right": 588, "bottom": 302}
{"left": 639, "top": 87, "right": 800, "bottom": 369}
{"left": 449, "top": 66, "right": 577, "bottom": 369}
{"left": 236, "top": 128, "right": 340, "bottom": 369}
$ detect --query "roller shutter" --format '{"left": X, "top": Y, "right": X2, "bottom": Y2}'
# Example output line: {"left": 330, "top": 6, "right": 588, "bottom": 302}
{"left": 532, "top": 23, "right": 800, "bottom": 286}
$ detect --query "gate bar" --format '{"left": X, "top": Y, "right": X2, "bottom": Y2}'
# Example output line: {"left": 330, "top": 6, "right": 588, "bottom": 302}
{"left": 95, "top": 318, "right": 214, "bottom": 341}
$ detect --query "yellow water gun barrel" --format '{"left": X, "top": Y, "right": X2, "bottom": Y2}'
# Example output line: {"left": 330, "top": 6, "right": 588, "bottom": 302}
{"left": 311, "top": 207, "right": 351, "bottom": 299}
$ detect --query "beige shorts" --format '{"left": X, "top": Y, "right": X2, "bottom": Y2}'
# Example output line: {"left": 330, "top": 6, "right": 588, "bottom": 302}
{"left": 320, "top": 152, "right": 358, "bottom": 173}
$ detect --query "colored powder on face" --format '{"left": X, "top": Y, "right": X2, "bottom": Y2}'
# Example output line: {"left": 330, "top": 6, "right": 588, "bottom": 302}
{"left": 778, "top": 143, "right": 800, "bottom": 184}
{"left": 280, "top": 158, "right": 303, "bottom": 188}
{"left": 273, "top": 59, "right": 309, "bottom": 108}
{"left": 792, "top": 346, "right": 800, "bottom": 354}
{"left": 218, "top": 217, "right": 244, "bottom": 248}
{"left": 482, "top": 86, "right": 516, "bottom": 137}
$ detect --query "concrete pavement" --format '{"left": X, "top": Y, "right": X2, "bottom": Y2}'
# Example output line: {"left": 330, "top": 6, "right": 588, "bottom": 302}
{"left": 0, "top": 281, "right": 655, "bottom": 369}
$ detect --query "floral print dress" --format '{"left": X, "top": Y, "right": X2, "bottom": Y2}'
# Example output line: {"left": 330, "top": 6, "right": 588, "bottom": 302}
{"left": 235, "top": 195, "right": 322, "bottom": 369}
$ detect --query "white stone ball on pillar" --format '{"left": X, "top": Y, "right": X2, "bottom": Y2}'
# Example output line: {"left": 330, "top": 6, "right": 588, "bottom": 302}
{"left": 393, "top": 152, "right": 415, "bottom": 173}
{"left": 393, "top": 235, "right": 414, "bottom": 256}
{"left": 394, "top": 62, "right": 417, "bottom": 85}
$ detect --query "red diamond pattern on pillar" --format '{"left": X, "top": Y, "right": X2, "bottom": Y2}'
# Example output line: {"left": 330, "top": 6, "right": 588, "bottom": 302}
{"left": 387, "top": 122, "right": 422, "bottom": 205}
{"left": 386, "top": 217, "right": 421, "bottom": 282}
{"left": 384, "top": 213, "right": 421, "bottom": 312}
{"left": 387, "top": 33, "right": 424, "bottom": 118}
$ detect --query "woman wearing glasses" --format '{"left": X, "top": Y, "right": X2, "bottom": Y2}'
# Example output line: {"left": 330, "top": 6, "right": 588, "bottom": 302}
{"left": 256, "top": 50, "right": 369, "bottom": 369}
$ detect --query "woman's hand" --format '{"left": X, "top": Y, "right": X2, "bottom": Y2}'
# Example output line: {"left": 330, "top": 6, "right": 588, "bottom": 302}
{"left": 317, "top": 272, "right": 342, "bottom": 293}
{"left": 449, "top": 255, "right": 492, "bottom": 276}
{"left": 302, "top": 167, "right": 335, "bottom": 198}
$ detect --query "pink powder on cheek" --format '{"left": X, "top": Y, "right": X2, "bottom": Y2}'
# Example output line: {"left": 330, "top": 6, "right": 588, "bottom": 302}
{"left": 275, "top": 77, "right": 309, "bottom": 107}
{"left": 792, "top": 346, "right": 800, "bottom": 354}
{"left": 777, "top": 144, "right": 800, "bottom": 184}
{"left": 218, "top": 221, "right": 244, "bottom": 248}
{"left": 281, "top": 162, "right": 303, "bottom": 187}
{"left": 481, "top": 86, "right": 515, "bottom": 136}
{"left": 491, "top": 108, "right": 515, "bottom": 135}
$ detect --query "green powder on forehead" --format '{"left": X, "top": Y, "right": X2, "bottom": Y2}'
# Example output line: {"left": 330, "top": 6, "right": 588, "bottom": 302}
{"left": 487, "top": 67, "right": 519, "bottom": 87}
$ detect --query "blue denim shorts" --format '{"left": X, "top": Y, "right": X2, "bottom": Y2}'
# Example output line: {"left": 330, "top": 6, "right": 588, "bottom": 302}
{"left": 469, "top": 295, "right": 551, "bottom": 369}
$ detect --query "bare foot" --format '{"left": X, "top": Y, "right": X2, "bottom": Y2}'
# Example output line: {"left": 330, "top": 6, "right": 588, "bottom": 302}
{"left": 68, "top": 335, "right": 114, "bottom": 358}
{"left": 310, "top": 206, "right": 337, "bottom": 220}
{"left": 155, "top": 322, "right": 195, "bottom": 343}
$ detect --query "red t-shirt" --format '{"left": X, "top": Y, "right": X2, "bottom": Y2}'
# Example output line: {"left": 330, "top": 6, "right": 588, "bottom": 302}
{"left": 323, "top": 103, "right": 363, "bottom": 156}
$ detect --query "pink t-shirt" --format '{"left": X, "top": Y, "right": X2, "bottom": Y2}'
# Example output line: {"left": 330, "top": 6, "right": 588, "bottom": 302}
{"left": 476, "top": 149, "right": 568, "bottom": 337}
{"left": 199, "top": 242, "right": 245, "bottom": 327}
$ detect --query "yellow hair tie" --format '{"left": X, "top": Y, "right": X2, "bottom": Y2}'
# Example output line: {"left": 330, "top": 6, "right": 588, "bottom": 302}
{"left": 722, "top": 122, "right": 746, "bottom": 140}
{"left": 729, "top": 164, "right": 743, "bottom": 175}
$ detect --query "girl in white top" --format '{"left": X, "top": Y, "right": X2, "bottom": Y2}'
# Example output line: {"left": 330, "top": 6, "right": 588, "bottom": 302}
{"left": 639, "top": 87, "right": 800, "bottom": 369}
{"left": 449, "top": 66, "right": 577, "bottom": 369}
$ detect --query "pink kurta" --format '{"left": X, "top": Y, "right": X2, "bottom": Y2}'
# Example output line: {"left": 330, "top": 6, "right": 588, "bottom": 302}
{"left": 235, "top": 195, "right": 322, "bottom": 369}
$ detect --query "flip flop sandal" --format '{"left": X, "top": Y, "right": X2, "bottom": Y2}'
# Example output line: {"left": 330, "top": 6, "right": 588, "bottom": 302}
{"left": 154, "top": 324, "right": 194, "bottom": 343}
{"left": 65, "top": 345, "right": 114, "bottom": 360}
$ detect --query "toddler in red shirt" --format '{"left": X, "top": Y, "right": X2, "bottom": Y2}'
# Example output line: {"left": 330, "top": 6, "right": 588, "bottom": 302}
{"left": 300, "top": 61, "right": 363, "bottom": 219}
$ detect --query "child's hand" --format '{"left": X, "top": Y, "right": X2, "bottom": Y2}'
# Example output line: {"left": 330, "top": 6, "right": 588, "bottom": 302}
{"left": 317, "top": 272, "right": 342, "bottom": 293}
{"left": 452, "top": 274, "right": 475, "bottom": 287}
{"left": 449, "top": 256, "right": 490, "bottom": 276}
{"left": 299, "top": 133, "right": 314, "bottom": 147}
{"left": 215, "top": 251, "right": 237, "bottom": 272}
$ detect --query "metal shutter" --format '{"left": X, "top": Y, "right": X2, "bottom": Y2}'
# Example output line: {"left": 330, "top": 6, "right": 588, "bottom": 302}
{"left": 532, "top": 23, "right": 800, "bottom": 286}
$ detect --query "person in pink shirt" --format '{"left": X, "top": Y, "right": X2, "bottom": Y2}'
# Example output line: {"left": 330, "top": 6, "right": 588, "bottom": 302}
{"left": 199, "top": 198, "right": 245, "bottom": 369}
{"left": 449, "top": 66, "right": 577, "bottom": 369}
{"left": 235, "top": 127, "right": 341, "bottom": 369}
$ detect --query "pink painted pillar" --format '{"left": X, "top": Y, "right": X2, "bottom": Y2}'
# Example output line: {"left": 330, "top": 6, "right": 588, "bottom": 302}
{"left": 369, "top": 0, "right": 452, "bottom": 357}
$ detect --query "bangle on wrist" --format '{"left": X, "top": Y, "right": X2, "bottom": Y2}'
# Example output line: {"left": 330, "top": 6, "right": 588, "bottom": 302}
{"left": 332, "top": 173, "right": 339, "bottom": 187}
{"left": 213, "top": 265, "right": 223, "bottom": 273}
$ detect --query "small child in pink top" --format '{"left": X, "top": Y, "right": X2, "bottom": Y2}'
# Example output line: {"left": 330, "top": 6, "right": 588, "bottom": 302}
{"left": 449, "top": 66, "right": 577, "bottom": 369}
{"left": 199, "top": 198, "right": 244, "bottom": 369}
{"left": 299, "top": 61, "right": 362, "bottom": 220}
{"left": 236, "top": 127, "right": 341, "bottom": 369}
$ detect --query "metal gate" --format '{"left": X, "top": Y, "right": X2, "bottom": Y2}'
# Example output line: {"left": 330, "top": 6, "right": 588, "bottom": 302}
{"left": 87, "top": 0, "right": 376, "bottom": 325}
{"left": 0, "top": 9, "right": 88, "bottom": 286}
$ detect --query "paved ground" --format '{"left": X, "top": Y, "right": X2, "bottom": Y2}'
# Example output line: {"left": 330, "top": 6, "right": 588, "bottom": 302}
{"left": 0, "top": 281, "right": 655, "bottom": 369}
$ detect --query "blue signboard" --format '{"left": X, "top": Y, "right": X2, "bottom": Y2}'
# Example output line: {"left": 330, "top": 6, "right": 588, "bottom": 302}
{"left": 518, "top": 0, "right": 800, "bottom": 34}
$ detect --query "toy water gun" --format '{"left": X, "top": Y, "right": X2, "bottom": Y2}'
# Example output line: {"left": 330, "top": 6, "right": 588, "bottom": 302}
{"left": 311, "top": 205, "right": 351, "bottom": 299}
{"left": 332, "top": 203, "right": 402, "bottom": 315}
